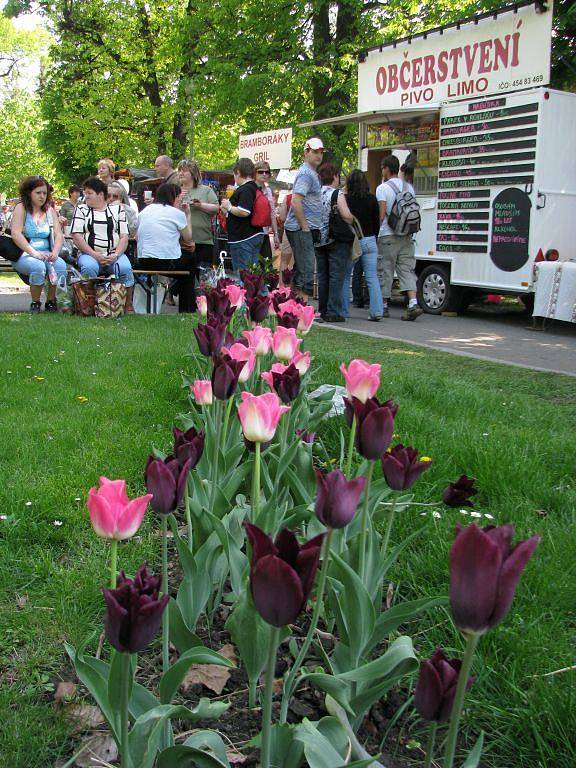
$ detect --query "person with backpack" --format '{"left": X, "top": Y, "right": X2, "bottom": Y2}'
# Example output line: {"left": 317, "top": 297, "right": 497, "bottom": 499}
{"left": 254, "top": 161, "right": 280, "bottom": 262}
{"left": 219, "top": 157, "right": 264, "bottom": 272}
{"left": 376, "top": 154, "right": 422, "bottom": 321}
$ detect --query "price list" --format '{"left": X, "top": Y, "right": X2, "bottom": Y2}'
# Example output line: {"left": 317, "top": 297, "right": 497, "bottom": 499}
{"left": 435, "top": 97, "right": 538, "bottom": 255}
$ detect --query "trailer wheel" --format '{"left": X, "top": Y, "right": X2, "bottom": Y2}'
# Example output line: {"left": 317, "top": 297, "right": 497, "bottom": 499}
{"left": 417, "top": 264, "right": 464, "bottom": 314}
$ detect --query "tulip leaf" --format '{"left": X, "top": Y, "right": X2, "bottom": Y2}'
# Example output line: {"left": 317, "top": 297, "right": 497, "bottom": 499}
{"left": 249, "top": 723, "right": 305, "bottom": 768}
{"left": 107, "top": 650, "right": 135, "bottom": 730}
{"left": 65, "top": 640, "right": 119, "bottom": 743}
{"left": 129, "top": 702, "right": 229, "bottom": 768}
{"left": 274, "top": 438, "right": 303, "bottom": 486}
{"left": 461, "top": 732, "right": 485, "bottom": 768}
{"left": 169, "top": 599, "right": 203, "bottom": 654}
{"left": 338, "top": 636, "right": 417, "bottom": 684}
{"left": 293, "top": 717, "right": 353, "bottom": 768}
{"left": 182, "top": 730, "right": 232, "bottom": 763}
{"left": 221, "top": 461, "right": 253, "bottom": 502}
{"left": 224, "top": 591, "right": 271, "bottom": 696}
{"left": 157, "top": 729, "right": 233, "bottom": 766}
{"left": 159, "top": 646, "right": 235, "bottom": 705}
{"left": 366, "top": 597, "right": 448, "bottom": 655}
{"left": 300, "top": 673, "right": 354, "bottom": 715}
{"left": 204, "top": 510, "right": 248, "bottom": 599}
{"left": 327, "top": 551, "right": 376, "bottom": 665}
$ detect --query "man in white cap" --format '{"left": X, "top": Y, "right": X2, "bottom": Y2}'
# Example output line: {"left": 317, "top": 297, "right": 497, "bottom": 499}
{"left": 283, "top": 137, "right": 326, "bottom": 298}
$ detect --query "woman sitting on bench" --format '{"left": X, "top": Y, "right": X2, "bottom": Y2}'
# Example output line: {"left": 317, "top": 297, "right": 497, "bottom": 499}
{"left": 71, "top": 176, "right": 135, "bottom": 313}
{"left": 10, "top": 175, "right": 67, "bottom": 314}
{"left": 136, "top": 183, "right": 195, "bottom": 313}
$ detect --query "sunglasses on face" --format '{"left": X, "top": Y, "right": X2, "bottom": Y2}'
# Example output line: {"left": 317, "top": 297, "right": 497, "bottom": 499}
{"left": 108, "top": 194, "right": 121, "bottom": 200}
{"left": 257, "top": 170, "right": 271, "bottom": 175}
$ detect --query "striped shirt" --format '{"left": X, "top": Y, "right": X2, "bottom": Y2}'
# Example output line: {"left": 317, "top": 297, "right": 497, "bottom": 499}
{"left": 71, "top": 204, "right": 128, "bottom": 254}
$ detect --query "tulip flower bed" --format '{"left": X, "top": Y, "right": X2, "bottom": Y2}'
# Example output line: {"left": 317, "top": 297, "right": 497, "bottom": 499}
{"left": 0, "top": 294, "right": 575, "bottom": 768}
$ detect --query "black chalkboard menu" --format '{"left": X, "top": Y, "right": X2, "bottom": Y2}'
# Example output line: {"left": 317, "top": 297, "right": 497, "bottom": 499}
{"left": 435, "top": 97, "right": 538, "bottom": 258}
{"left": 490, "top": 188, "right": 532, "bottom": 272}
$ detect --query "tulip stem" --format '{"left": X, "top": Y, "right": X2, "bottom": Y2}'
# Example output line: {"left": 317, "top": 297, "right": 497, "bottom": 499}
{"left": 380, "top": 496, "right": 398, "bottom": 562}
{"left": 261, "top": 625, "right": 280, "bottom": 768}
{"left": 425, "top": 722, "right": 437, "bottom": 768}
{"left": 120, "top": 652, "right": 131, "bottom": 768}
{"left": 443, "top": 632, "right": 480, "bottom": 768}
{"left": 209, "top": 399, "right": 222, "bottom": 511}
{"left": 345, "top": 415, "right": 357, "bottom": 478}
{"left": 184, "top": 482, "right": 193, "bottom": 552}
{"left": 110, "top": 538, "right": 118, "bottom": 589}
{"left": 161, "top": 515, "right": 170, "bottom": 674}
{"left": 359, "top": 461, "right": 375, "bottom": 585}
{"left": 255, "top": 357, "right": 261, "bottom": 393}
{"left": 252, "top": 442, "right": 261, "bottom": 523}
{"left": 279, "top": 528, "right": 333, "bottom": 724}
{"left": 221, "top": 395, "right": 235, "bottom": 453}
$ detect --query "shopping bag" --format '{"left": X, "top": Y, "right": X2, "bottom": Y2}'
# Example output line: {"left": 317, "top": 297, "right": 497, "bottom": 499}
{"left": 95, "top": 279, "right": 127, "bottom": 318}
{"left": 72, "top": 280, "right": 97, "bottom": 316}
{"left": 133, "top": 282, "right": 166, "bottom": 314}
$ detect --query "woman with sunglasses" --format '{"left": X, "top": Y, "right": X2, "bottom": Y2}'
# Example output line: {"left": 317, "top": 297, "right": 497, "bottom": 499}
{"left": 10, "top": 175, "right": 66, "bottom": 313}
{"left": 107, "top": 182, "right": 138, "bottom": 237}
{"left": 254, "top": 161, "right": 280, "bottom": 261}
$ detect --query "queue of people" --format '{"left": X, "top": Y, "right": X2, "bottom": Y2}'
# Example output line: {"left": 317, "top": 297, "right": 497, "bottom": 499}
{"left": 5, "top": 144, "right": 422, "bottom": 320}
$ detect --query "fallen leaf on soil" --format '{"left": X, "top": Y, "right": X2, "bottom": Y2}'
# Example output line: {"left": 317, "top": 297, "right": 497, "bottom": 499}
{"left": 75, "top": 732, "right": 118, "bottom": 768}
{"left": 16, "top": 593, "right": 28, "bottom": 609}
{"left": 181, "top": 643, "right": 237, "bottom": 695}
{"left": 54, "top": 681, "right": 77, "bottom": 705}
{"left": 226, "top": 746, "right": 247, "bottom": 764}
{"left": 65, "top": 703, "right": 105, "bottom": 733}
{"left": 385, "top": 582, "right": 394, "bottom": 610}
{"left": 272, "top": 678, "right": 284, "bottom": 695}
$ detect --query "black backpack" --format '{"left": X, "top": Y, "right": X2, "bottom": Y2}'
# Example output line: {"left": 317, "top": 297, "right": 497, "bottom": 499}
{"left": 328, "top": 189, "right": 355, "bottom": 243}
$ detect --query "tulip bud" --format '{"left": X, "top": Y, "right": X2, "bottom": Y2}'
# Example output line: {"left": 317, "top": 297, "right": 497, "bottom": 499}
{"left": 247, "top": 294, "right": 271, "bottom": 324}
{"left": 145, "top": 455, "right": 192, "bottom": 514}
{"left": 221, "top": 343, "right": 256, "bottom": 383}
{"left": 172, "top": 426, "right": 205, "bottom": 468}
{"left": 196, "top": 294, "right": 207, "bottom": 317}
{"left": 381, "top": 444, "right": 432, "bottom": 491}
{"left": 443, "top": 475, "right": 478, "bottom": 507}
{"left": 290, "top": 351, "right": 311, "bottom": 376}
{"left": 414, "top": 648, "right": 474, "bottom": 722}
{"left": 277, "top": 311, "right": 300, "bottom": 330}
{"left": 271, "top": 363, "right": 301, "bottom": 404}
{"left": 243, "top": 326, "right": 273, "bottom": 356}
{"left": 240, "top": 271, "right": 265, "bottom": 298}
{"left": 193, "top": 319, "right": 227, "bottom": 357}
{"left": 450, "top": 523, "right": 540, "bottom": 635}
{"left": 103, "top": 564, "right": 169, "bottom": 653}
{"left": 238, "top": 391, "right": 290, "bottom": 443}
{"left": 191, "top": 379, "right": 213, "bottom": 405}
{"left": 356, "top": 403, "right": 395, "bottom": 460}
{"left": 340, "top": 359, "right": 381, "bottom": 403}
{"left": 211, "top": 354, "right": 244, "bottom": 400}
{"left": 223, "top": 283, "right": 246, "bottom": 309}
{"left": 87, "top": 477, "right": 152, "bottom": 541}
{"left": 272, "top": 327, "right": 301, "bottom": 362}
{"left": 245, "top": 523, "right": 324, "bottom": 627}
{"left": 206, "top": 288, "right": 232, "bottom": 316}
{"left": 315, "top": 469, "right": 366, "bottom": 529}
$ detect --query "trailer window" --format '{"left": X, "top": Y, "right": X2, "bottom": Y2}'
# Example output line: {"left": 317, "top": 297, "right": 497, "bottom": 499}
{"left": 412, "top": 145, "right": 439, "bottom": 195}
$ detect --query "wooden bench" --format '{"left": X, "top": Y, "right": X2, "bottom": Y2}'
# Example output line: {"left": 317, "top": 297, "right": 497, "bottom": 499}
{"left": 0, "top": 258, "right": 15, "bottom": 274}
{"left": 132, "top": 269, "right": 190, "bottom": 313}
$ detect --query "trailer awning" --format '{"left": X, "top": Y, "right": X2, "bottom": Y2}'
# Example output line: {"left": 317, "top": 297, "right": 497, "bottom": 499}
{"left": 299, "top": 106, "right": 440, "bottom": 128}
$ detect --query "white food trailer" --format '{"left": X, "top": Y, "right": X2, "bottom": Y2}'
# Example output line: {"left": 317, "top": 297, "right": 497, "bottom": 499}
{"left": 301, "top": 0, "right": 576, "bottom": 313}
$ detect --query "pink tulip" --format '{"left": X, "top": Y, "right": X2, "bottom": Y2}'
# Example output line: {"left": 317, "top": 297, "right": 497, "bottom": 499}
{"left": 277, "top": 298, "right": 301, "bottom": 318}
{"left": 290, "top": 350, "right": 311, "bottom": 375}
{"left": 243, "top": 326, "right": 273, "bottom": 356}
{"left": 197, "top": 294, "right": 207, "bottom": 318}
{"left": 278, "top": 300, "right": 315, "bottom": 335}
{"left": 272, "top": 326, "right": 301, "bottom": 362}
{"left": 340, "top": 359, "right": 381, "bottom": 403}
{"left": 222, "top": 343, "right": 256, "bottom": 383}
{"left": 87, "top": 477, "right": 152, "bottom": 540}
{"left": 238, "top": 392, "right": 290, "bottom": 443}
{"left": 224, "top": 283, "right": 246, "bottom": 309}
{"left": 191, "top": 379, "right": 213, "bottom": 405}
{"left": 261, "top": 362, "right": 289, "bottom": 389}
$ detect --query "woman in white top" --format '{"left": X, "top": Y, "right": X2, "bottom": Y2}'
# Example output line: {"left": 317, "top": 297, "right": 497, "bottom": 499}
{"left": 137, "top": 182, "right": 196, "bottom": 312}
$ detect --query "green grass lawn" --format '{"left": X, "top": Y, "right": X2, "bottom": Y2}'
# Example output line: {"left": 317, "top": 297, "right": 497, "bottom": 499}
{"left": 0, "top": 313, "right": 574, "bottom": 767}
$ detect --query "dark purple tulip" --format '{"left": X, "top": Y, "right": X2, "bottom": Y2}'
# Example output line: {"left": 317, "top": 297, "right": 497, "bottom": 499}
{"left": 247, "top": 294, "right": 270, "bottom": 323}
{"left": 207, "top": 307, "right": 235, "bottom": 327}
{"left": 193, "top": 319, "right": 227, "bottom": 357}
{"left": 315, "top": 469, "right": 367, "bottom": 529}
{"left": 277, "top": 311, "right": 300, "bottom": 330}
{"left": 272, "top": 363, "right": 301, "bottom": 404}
{"left": 414, "top": 648, "right": 474, "bottom": 723}
{"left": 296, "top": 429, "right": 316, "bottom": 444}
{"left": 240, "top": 271, "right": 265, "bottom": 299}
{"left": 172, "top": 426, "right": 205, "bottom": 469}
{"left": 266, "top": 272, "right": 279, "bottom": 290}
{"left": 356, "top": 403, "right": 395, "bottom": 460}
{"left": 443, "top": 474, "right": 478, "bottom": 508}
{"left": 344, "top": 396, "right": 399, "bottom": 429}
{"left": 216, "top": 277, "right": 235, "bottom": 290}
{"left": 450, "top": 523, "right": 540, "bottom": 635}
{"left": 145, "top": 454, "right": 192, "bottom": 514}
{"left": 245, "top": 523, "right": 324, "bottom": 627}
{"left": 282, "top": 268, "right": 294, "bottom": 285}
{"left": 211, "top": 354, "right": 244, "bottom": 400}
{"left": 103, "top": 564, "right": 169, "bottom": 653}
{"left": 381, "top": 444, "right": 432, "bottom": 491}
{"left": 206, "top": 288, "right": 232, "bottom": 316}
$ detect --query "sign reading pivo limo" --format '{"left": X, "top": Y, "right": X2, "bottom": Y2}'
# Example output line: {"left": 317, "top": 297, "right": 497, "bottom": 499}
{"left": 358, "top": 4, "right": 552, "bottom": 111}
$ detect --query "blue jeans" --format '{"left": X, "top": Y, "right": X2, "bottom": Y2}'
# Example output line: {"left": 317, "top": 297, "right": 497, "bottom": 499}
{"left": 360, "top": 236, "right": 384, "bottom": 318}
{"left": 78, "top": 253, "right": 135, "bottom": 287}
{"left": 341, "top": 258, "right": 354, "bottom": 318}
{"left": 14, "top": 254, "right": 67, "bottom": 286}
{"left": 316, "top": 239, "right": 351, "bottom": 318}
{"left": 229, "top": 234, "right": 264, "bottom": 272}
{"left": 285, "top": 229, "right": 316, "bottom": 296}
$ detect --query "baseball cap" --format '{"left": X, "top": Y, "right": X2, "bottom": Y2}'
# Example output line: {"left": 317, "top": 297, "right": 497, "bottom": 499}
{"left": 304, "top": 137, "right": 326, "bottom": 152}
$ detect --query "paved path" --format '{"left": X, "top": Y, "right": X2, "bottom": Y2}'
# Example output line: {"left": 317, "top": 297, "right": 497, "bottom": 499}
{"left": 2, "top": 288, "right": 575, "bottom": 376}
